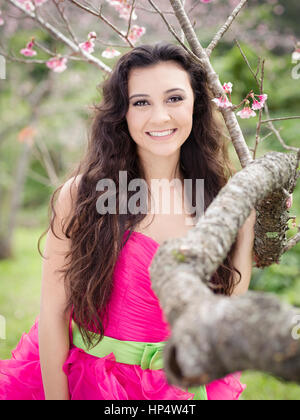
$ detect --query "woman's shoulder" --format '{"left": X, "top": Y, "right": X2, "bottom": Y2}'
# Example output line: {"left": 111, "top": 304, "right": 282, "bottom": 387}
{"left": 56, "top": 174, "right": 83, "bottom": 217}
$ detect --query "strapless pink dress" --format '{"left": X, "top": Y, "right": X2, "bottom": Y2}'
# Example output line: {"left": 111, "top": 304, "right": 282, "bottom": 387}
{"left": 0, "top": 230, "right": 246, "bottom": 400}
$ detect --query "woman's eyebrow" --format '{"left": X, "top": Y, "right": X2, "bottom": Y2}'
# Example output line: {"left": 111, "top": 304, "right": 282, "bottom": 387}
{"left": 129, "top": 88, "right": 185, "bottom": 100}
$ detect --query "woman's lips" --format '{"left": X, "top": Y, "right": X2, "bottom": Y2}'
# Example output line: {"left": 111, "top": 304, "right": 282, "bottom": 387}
{"left": 146, "top": 128, "right": 177, "bottom": 140}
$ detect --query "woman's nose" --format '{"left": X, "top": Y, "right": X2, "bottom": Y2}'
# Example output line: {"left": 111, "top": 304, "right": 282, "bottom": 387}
{"left": 149, "top": 104, "right": 171, "bottom": 124}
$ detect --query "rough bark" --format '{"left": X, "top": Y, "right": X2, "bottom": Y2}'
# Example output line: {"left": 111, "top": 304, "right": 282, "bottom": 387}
{"left": 164, "top": 291, "right": 300, "bottom": 387}
{"left": 149, "top": 151, "right": 300, "bottom": 385}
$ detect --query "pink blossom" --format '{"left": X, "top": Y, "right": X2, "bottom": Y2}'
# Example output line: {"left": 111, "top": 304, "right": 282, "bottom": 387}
{"left": 20, "top": 39, "right": 37, "bottom": 57}
{"left": 16, "top": 0, "right": 35, "bottom": 11}
{"left": 212, "top": 96, "right": 233, "bottom": 109}
{"left": 46, "top": 57, "right": 68, "bottom": 73}
{"left": 88, "top": 32, "right": 97, "bottom": 39}
{"left": 128, "top": 25, "right": 146, "bottom": 44}
{"left": 79, "top": 32, "right": 97, "bottom": 54}
{"left": 222, "top": 82, "right": 233, "bottom": 94}
{"left": 201, "top": 0, "right": 213, "bottom": 3}
{"left": 257, "top": 94, "right": 268, "bottom": 105}
{"left": 20, "top": 48, "right": 37, "bottom": 57}
{"left": 237, "top": 106, "right": 256, "bottom": 119}
{"left": 286, "top": 194, "right": 293, "bottom": 209}
{"left": 79, "top": 40, "right": 95, "bottom": 54}
{"left": 106, "top": 0, "right": 137, "bottom": 21}
{"left": 101, "top": 47, "right": 121, "bottom": 59}
{"left": 251, "top": 99, "right": 264, "bottom": 110}
{"left": 252, "top": 94, "right": 268, "bottom": 110}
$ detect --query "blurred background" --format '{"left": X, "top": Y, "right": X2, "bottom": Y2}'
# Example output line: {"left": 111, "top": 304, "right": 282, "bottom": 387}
{"left": 0, "top": 0, "right": 299, "bottom": 399}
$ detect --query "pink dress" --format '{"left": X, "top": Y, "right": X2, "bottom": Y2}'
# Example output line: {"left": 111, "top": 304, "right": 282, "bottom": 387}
{"left": 0, "top": 229, "right": 246, "bottom": 400}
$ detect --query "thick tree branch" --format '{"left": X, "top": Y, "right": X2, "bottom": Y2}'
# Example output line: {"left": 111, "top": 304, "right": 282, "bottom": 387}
{"left": 148, "top": 151, "right": 300, "bottom": 386}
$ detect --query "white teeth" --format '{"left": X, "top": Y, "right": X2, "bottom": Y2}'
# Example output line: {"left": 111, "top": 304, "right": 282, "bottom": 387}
{"left": 148, "top": 129, "right": 175, "bottom": 137}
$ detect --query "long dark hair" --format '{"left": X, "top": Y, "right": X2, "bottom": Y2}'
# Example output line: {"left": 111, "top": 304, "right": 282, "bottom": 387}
{"left": 38, "top": 42, "right": 241, "bottom": 349}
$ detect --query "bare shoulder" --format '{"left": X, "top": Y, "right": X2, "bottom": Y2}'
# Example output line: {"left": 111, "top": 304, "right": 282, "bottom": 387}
{"left": 55, "top": 174, "right": 83, "bottom": 219}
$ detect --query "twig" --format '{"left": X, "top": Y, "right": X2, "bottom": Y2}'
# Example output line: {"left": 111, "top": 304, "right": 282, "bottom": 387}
{"left": 253, "top": 59, "right": 265, "bottom": 159}
{"left": 264, "top": 103, "right": 299, "bottom": 153}
{"left": 261, "top": 116, "right": 300, "bottom": 124}
{"left": 283, "top": 230, "right": 300, "bottom": 253}
{"left": 7, "top": 0, "right": 112, "bottom": 74}
{"left": 126, "top": 0, "right": 136, "bottom": 38}
{"left": 206, "top": 0, "right": 249, "bottom": 57}
{"left": 53, "top": 0, "right": 79, "bottom": 45}
{"left": 147, "top": 0, "right": 203, "bottom": 66}
{"left": 235, "top": 38, "right": 260, "bottom": 84}
{"left": 67, "top": 0, "right": 135, "bottom": 48}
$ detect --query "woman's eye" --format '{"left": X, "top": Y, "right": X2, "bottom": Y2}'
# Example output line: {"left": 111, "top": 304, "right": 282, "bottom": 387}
{"left": 133, "top": 100, "right": 148, "bottom": 107}
{"left": 133, "top": 96, "right": 182, "bottom": 106}
{"left": 168, "top": 96, "right": 183, "bottom": 103}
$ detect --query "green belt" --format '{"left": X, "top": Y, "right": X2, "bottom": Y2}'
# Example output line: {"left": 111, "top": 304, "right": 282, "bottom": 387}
{"left": 72, "top": 322, "right": 207, "bottom": 400}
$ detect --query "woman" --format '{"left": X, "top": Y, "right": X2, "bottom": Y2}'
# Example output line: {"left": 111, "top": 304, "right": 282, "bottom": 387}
{"left": 0, "top": 42, "right": 255, "bottom": 400}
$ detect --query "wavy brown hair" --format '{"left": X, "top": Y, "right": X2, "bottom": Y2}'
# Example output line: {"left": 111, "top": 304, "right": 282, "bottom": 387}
{"left": 38, "top": 42, "right": 241, "bottom": 349}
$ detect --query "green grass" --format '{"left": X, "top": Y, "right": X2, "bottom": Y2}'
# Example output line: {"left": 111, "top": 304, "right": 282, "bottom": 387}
{"left": 0, "top": 227, "right": 42, "bottom": 359}
{"left": 0, "top": 227, "right": 300, "bottom": 399}
{"left": 240, "top": 371, "right": 300, "bottom": 400}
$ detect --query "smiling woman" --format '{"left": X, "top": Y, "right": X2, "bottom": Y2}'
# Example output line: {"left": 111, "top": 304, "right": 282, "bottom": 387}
{"left": 0, "top": 42, "right": 246, "bottom": 400}
{"left": 126, "top": 61, "right": 194, "bottom": 166}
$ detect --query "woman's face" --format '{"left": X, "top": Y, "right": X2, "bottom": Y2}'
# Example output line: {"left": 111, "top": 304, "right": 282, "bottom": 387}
{"left": 125, "top": 60, "right": 195, "bottom": 159}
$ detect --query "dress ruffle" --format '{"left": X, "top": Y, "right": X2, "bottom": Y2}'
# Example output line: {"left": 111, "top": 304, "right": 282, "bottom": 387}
{"left": 0, "top": 318, "right": 245, "bottom": 400}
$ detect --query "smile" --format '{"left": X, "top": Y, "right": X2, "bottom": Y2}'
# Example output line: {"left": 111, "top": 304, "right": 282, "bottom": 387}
{"left": 146, "top": 128, "right": 177, "bottom": 139}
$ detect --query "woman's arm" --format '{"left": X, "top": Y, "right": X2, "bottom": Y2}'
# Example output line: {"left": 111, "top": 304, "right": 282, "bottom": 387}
{"left": 39, "top": 176, "right": 80, "bottom": 400}
{"left": 231, "top": 209, "right": 256, "bottom": 296}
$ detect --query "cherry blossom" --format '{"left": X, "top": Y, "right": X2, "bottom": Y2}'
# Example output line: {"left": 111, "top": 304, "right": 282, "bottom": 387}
{"left": 257, "top": 94, "right": 268, "bottom": 105}
{"left": 286, "top": 194, "right": 293, "bottom": 209}
{"left": 46, "top": 57, "right": 68, "bottom": 73}
{"left": 250, "top": 93, "right": 268, "bottom": 111}
{"left": 101, "top": 47, "right": 121, "bottom": 59}
{"left": 0, "top": 10, "right": 4, "bottom": 26}
{"left": 79, "top": 32, "right": 97, "bottom": 54}
{"left": 201, "top": 0, "right": 213, "bottom": 3}
{"left": 106, "top": 0, "right": 137, "bottom": 21}
{"left": 223, "top": 82, "right": 233, "bottom": 94}
{"left": 16, "top": 0, "right": 35, "bottom": 12}
{"left": 127, "top": 25, "right": 146, "bottom": 44}
{"left": 237, "top": 106, "right": 256, "bottom": 119}
{"left": 212, "top": 95, "right": 233, "bottom": 109}
{"left": 20, "top": 39, "right": 37, "bottom": 57}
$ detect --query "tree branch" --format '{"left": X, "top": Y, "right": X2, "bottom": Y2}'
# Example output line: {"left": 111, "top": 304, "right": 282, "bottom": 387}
{"left": 148, "top": 151, "right": 300, "bottom": 386}
{"left": 7, "top": 0, "right": 112, "bottom": 74}
{"left": 168, "top": 0, "right": 253, "bottom": 168}
{"left": 206, "top": 0, "right": 249, "bottom": 57}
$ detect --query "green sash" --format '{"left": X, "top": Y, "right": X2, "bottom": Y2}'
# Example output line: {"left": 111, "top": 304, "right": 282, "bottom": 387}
{"left": 72, "top": 322, "right": 207, "bottom": 400}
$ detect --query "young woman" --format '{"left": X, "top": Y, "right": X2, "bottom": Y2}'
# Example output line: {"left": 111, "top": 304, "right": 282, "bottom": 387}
{"left": 0, "top": 42, "right": 256, "bottom": 400}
